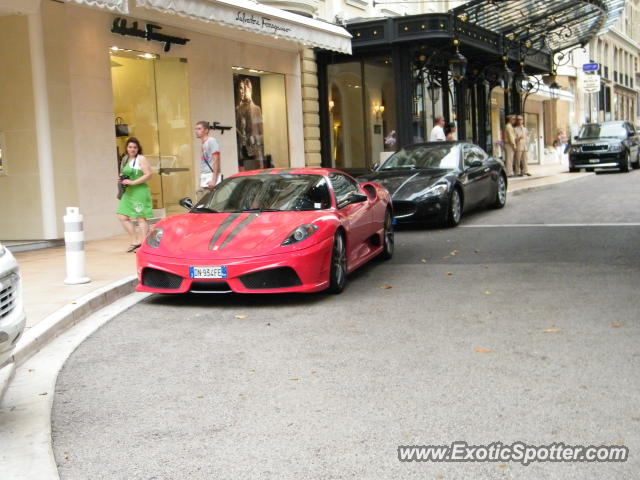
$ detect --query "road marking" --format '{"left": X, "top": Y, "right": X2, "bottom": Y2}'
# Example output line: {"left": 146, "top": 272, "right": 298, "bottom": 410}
{"left": 461, "top": 223, "right": 640, "bottom": 227}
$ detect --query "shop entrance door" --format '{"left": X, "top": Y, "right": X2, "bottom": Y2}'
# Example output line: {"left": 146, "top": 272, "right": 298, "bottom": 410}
{"left": 110, "top": 49, "right": 193, "bottom": 216}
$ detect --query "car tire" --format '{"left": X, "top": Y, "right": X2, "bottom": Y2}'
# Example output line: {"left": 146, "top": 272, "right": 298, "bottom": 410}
{"left": 620, "top": 152, "right": 631, "bottom": 172}
{"left": 327, "top": 230, "right": 347, "bottom": 294}
{"left": 444, "top": 188, "right": 462, "bottom": 228}
{"left": 491, "top": 173, "right": 507, "bottom": 209}
{"left": 379, "top": 209, "right": 394, "bottom": 260}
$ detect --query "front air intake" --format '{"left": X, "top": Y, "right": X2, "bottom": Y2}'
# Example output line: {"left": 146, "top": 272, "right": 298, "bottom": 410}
{"left": 239, "top": 267, "right": 302, "bottom": 290}
{"left": 141, "top": 268, "right": 183, "bottom": 290}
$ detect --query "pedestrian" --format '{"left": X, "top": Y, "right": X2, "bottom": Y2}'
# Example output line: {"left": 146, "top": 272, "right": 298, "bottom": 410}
{"left": 444, "top": 121, "right": 457, "bottom": 141}
{"left": 195, "top": 121, "right": 221, "bottom": 199}
{"left": 116, "top": 137, "right": 153, "bottom": 252}
{"left": 514, "top": 115, "right": 531, "bottom": 176}
{"left": 429, "top": 116, "right": 446, "bottom": 142}
{"left": 554, "top": 128, "right": 569, "bottom": 169}
{"left": 504, "top": 114, "right": 516, "bottom": 176}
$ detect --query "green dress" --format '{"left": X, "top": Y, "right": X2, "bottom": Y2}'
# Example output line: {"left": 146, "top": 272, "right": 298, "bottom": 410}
{"left": 116, "top": 155, "right": 153, "bottom": 218}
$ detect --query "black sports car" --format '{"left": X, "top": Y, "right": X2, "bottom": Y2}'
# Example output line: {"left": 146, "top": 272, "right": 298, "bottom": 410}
{"left": 358, "top": 142, "right": 507, "bottom": 227}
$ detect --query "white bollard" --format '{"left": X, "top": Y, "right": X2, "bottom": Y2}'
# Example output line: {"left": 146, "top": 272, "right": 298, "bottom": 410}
{"left": 63, "top": 207, "right": 91, "bottom": 285}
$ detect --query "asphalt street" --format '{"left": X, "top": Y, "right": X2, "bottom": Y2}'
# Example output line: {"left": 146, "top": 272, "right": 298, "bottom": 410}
{"left": 52, "top": 170, "right": 640, "bottom": 479}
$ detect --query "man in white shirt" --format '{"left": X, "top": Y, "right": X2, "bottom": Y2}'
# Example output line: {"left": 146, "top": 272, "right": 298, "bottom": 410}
{"left": 194, "top": 121, "right": 221, "bottom": 197}
{"left": 430, "top": 116, "right": 446, "bottom": 142}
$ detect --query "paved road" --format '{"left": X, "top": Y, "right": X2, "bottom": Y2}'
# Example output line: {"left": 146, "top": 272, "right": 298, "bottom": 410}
{"left": 52, "top": 170, "right": 640, "bottom": 479}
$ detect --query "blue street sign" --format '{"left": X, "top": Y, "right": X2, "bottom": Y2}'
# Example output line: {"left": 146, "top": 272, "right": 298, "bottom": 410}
{"left": 583, "top": 63, "right": 600, "bottom": 72}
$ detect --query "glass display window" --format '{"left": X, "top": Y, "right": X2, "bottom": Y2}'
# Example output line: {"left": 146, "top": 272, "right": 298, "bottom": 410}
{"left": 232, "top": 67, "right": 289, "bottom": 171}
{"left": 110, "top": 48, "right": 193, "bottom": 216}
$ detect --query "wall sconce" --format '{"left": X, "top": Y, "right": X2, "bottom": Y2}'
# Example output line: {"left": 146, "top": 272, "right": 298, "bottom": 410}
{"left": 373, "top": 103, "right": 385, "bottom": 119}
{"left": 328, "top": 100, "right": 335, "bottom": 112}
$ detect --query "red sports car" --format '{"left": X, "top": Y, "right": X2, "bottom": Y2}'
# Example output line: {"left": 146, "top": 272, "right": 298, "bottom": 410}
{"left": 136, "top": 168, "right": 393, "bottom": 294}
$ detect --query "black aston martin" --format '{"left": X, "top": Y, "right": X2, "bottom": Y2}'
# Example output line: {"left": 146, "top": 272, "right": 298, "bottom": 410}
{"left": 358, "top": 142, "right": 507, "bottom": 227}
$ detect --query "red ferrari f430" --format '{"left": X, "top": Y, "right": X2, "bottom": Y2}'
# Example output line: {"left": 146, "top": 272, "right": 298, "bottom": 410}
{"left": 136, "top": 168, "right": 393, "bottom": 294}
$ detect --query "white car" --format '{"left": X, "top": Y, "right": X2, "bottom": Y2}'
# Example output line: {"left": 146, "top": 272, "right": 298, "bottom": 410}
{"left": 0, "top": 243, "right": 26, "bottom": 367}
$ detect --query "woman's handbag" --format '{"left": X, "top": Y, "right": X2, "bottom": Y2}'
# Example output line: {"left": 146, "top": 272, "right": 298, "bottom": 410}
{"left": 115, "top": 117, "right": 129, "bottom": 137}
{"left": 117, "top": 156, "right": 129, "bottom": 200}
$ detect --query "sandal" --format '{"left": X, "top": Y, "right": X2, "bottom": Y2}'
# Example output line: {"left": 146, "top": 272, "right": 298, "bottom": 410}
{"left": 127, "top": 243, "right": 141, "bottom": 253}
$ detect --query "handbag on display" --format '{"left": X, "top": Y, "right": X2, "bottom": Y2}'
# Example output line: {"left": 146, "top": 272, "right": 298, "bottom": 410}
{"left": 115, "top": 117, "right": 129, "bottom": 137}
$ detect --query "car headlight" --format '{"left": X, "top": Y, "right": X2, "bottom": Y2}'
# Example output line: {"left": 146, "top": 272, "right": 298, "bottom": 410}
{"left": 424, "top": 183, "right": 449, "bottom": 197}
{"left": 568, "top": 146, "right": 579, "bottom": 154}
{"left": 146, "top": 227, "right": 164, "bottom": 248}
{"left": 609, "top": 144, "right": 623, "bottom": 152}
{"left": 282, "top": 224, "right": 318, "bottom": 246}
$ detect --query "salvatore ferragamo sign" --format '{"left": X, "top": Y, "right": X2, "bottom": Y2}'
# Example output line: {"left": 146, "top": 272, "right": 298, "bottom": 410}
{"left": 234, "top": 12, "right": 292, "bottom": 36}
{"left": 111, "top": 18, "right": 190, "bottom": 52}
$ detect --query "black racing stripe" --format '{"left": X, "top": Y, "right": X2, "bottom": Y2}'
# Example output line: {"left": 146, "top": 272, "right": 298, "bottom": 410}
{"left": 219, "top": 213, "right": 260, "bottom": 249}
{"left": 208, "top": 213, "right": 242, "bottom": 250}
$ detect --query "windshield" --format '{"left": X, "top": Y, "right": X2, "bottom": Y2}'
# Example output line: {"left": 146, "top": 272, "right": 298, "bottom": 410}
{"left": 578, "top": 123, "right": 627, "bottom": 139}
{"left": 379, "top": 144, "right": 460, "bottom": 170}
{"left": 194, "top": 174, "right": 332, "bottom": 213}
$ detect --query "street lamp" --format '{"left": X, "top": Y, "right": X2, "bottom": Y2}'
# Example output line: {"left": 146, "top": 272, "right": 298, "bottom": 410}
{"left": 449, "top": 40, "right": 467, "bottom": 83}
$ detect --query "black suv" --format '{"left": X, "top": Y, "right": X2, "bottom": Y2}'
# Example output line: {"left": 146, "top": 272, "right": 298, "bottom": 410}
{"left": 568, "top": 121, "right": 640, "bottom": 172}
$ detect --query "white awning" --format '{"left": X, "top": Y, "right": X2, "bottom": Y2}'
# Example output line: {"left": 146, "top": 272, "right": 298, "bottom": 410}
{"left": 67, "top": 0, "right": 129, "bottom": 13}
{"left": 135, "top": 0, "right": 352, "bottom": 54}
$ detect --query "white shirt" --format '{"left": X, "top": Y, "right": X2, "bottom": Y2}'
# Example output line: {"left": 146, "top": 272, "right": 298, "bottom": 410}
{"left": 430, "top": 124, "right": 446, "bottom": 142}
{"left": 200, "top": 136, "right": 221, "bottom": 188}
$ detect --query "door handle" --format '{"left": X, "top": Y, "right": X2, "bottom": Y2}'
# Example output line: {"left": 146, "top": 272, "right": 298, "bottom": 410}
{"left": 483, "top": 168, "right": 490, "bottom": 173}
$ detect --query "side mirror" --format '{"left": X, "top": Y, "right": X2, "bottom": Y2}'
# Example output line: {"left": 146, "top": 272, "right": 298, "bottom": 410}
{"left": 574, "top": 136, "right": 579, "bottom": 140}
{"left": 371, "top": 162, "right": 380, "bottom": 171}
{"left": 179, "top": 197, "right": 194, "bottom": 210}
{"left": 349, "top": 192, "right": 369, "bottom": 204}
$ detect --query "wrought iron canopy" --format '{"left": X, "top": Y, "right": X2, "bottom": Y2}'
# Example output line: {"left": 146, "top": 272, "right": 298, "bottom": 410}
{"left": 451, "top": 0, "right": 625, "bottom": 53}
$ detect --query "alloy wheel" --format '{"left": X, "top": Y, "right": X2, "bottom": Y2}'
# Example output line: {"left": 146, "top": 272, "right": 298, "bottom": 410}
{"left": 450, "top": 190, "right": 461, "bottom": 225}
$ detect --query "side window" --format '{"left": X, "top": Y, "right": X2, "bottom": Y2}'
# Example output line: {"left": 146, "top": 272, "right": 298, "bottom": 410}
{"left": 330, "top": 172, "right": 359, "bottom": 208}
{"left": 463, "top": 146, "right": 484, "bottom": 167}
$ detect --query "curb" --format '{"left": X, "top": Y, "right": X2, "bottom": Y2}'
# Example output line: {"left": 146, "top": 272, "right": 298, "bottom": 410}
{"left": 0, "top": 361, "right": 15, "bottom": 402}
{"left": 508, "top": 172, "right": 594, "bottom": 196}
{"left": 2, "top": 274, "right": 138, "bottom": 373}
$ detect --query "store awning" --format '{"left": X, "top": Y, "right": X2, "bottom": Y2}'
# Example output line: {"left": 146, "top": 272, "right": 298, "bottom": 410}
{"left": 67, "top": 0, "right": 130, "bottom": 14}
{"left": 135, "top": 0, "right": 352, "bottom": 53}
{"left": 451, "top": 0, "right": 626, "bottom": 53}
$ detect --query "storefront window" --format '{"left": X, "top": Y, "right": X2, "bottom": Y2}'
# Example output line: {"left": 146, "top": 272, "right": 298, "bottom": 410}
{"left": 327, "top": 62, "right": 365, "bottom": 169}
{"left": 232, "top": 68, "right": 289, "bottom": 170}
{"left": 110, "top": 49, "right": 193, "bottom": 216}
{"left": 327, "top": 57, "right": 395, "bottom": 169}
{"left": 364, "top": 57, "right": 396, "bottom": 165}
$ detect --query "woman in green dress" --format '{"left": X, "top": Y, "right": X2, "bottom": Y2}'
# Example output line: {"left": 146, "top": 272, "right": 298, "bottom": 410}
{"left": 117, "top": 137, "right": 153, "bottom": 252}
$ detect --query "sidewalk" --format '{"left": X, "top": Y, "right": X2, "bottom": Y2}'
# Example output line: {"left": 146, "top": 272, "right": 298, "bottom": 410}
{"left": 507, "top": 162, "right": 592, "bottom": 194}
{"left": 14, "top": 235, "right": 137, "bottom": 331}
{"left": 3, "top": 162, "right": 591, "bottom": 372}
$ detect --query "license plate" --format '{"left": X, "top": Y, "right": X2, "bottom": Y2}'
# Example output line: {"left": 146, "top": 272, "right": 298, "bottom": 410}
{"left": 189, "top": 266, "right": 227, "bottom": 279}
{"left": 589, "top": 158, "right": 600, "bottom": 163}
